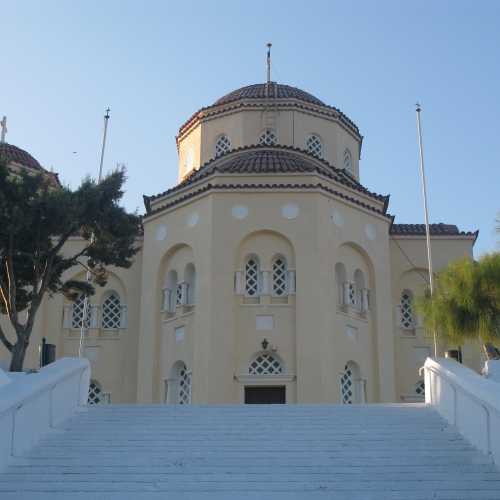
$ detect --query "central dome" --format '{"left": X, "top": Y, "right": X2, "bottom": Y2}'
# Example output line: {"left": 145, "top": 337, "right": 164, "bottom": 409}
{"left": 213, "top": 83, "right": 325, "bottom": 107}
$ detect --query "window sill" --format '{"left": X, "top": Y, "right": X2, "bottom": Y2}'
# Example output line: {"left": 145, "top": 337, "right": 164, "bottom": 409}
{"left": 336, "top": 307, "right": 370, "bottom": 323}
{"left": 162, "top": 310, "right": 195, "bottom": 324}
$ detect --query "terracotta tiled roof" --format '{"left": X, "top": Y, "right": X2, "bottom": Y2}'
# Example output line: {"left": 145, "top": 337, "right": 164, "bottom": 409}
{"left": 144, "top": 146, "right": 389, "bottom": 216}
{"left": 391, "top": 223, "right": 478, "bottom": 239}
{"left": 177, "top": 82, "right": 361, "bottom": 140}
{"left": 0, "top": 143, "right": 43, "bottom": 171}
{"left": 214, "top": 83, "right": 325, "bottom": 107}
{"left": 144, "top": 182, "right": 391, "bottom": 220}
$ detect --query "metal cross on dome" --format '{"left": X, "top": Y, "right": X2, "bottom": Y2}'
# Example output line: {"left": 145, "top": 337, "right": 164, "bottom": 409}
{"left": 0, "top": 116, "right": 7, "bottom": 143}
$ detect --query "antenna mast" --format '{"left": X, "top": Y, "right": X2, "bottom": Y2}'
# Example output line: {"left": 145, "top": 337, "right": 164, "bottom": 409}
{"left": 266, "top": 43, "right": 272, "bottom": 98}
{"left": 78, "top": 108, "right": 111, "bottom": 358}
{"left": 416, "top": 103, "right": 437, "bottom": 358}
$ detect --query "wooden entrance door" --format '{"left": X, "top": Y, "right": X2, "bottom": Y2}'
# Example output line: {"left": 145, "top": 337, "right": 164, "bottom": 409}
{"left": 244, "top": 386, "right": 286, "bottom": 404}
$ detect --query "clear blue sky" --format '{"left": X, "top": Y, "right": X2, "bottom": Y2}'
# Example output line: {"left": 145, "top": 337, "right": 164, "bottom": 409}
{"left": 2, "top": 1, "right": 499, "bottom": 255}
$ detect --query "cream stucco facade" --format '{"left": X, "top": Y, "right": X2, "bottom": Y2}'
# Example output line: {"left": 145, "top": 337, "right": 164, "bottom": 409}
{"left": 0, "top": 82, "right": 479, "bottom": 405}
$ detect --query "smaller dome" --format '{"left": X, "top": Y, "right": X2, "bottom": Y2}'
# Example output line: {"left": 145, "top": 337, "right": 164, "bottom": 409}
{"left": 0, "top": 143, "right": 43, "bottom": 171}
{"left": 214, "top": 83, "right": 325, "bottom": 107}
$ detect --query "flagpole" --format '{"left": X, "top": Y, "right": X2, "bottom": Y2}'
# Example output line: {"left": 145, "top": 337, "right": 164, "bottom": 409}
{"left": 78, "top": 109, "right": 111, "bottom": 358}
{"left": 415, "top": 103, "right": 437, "bottom": 358}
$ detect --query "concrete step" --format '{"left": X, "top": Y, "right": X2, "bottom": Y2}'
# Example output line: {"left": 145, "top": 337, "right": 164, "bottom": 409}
{"left": 1, "top": 403, "right": 499, "bottom": 499}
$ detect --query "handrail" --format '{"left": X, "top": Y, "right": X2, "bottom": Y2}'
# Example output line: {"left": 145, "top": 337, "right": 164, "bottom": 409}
{"left": 0, "top": 357, "right": 90, "bottom": 471}
{"left": 424, "top": 357, "right": 500, "bottom": 417}
{"left": 423, "top": 357, "right": 500, "bottom": 466}
{"left": 0, "top": 358, "right": 90, "bottom": 417}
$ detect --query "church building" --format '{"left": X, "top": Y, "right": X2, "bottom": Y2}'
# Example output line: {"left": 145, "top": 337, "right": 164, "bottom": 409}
{"left": 0, "top": 81, "right": 479, "bottom": 405}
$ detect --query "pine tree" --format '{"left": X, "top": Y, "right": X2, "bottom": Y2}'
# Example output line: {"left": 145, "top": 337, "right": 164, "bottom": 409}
{"left": 417, "top": 254, "right": 500, "bottom": 360}
{"left": 0, "top": 160, "right": 141, "bottom": 371}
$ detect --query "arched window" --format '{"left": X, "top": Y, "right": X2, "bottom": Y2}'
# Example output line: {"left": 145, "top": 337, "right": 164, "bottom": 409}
{"left": 334, "top": 263, "right": 346, "bottom": 306}
{"left": 101, "top": 291, "right": 124, "bottom": 329}
{"left": 178, "top": 363, "right": 192, "bottom": 405}
{"left": 88, "top": 380, "right": 102, "bottom": 405}
{"left": 215, "top": 134, "right": 231, "bottom": 157}
{"left": 249, "top": 353, "right": 283, "bottom": 375}
{"left": 340, "top": 362, "right": 361, "bottom": 404}
{"left": 343, "top": 148, "right": 353, "bottom": 174}
{"left": 354, "top": 269, "right": 366, "bottom": 312}
{"left": 306, "top": 134, "right": 323, "bottom": 158}
{"left": 162, "top": 270, "right": 178, "bottom": 313}
{"left": 184, "top": 263, "right": 196, "bottom": 305}
{"left": 400, "top": 290, "right": 415, "bottom": 329}
{"left": 259, "top": 128, "right": 277, "bottom": 146}
{"left": 245, "top": 257, "right": 260, "bottom": 297}
{"left": 415, "top": 380, "right": 425, "bottom": 398}
{"left": 272, "top": 256, "right": 287, "bottom": 296}
{"left": 71, "top": 294, "right": 90, "bottom": 330}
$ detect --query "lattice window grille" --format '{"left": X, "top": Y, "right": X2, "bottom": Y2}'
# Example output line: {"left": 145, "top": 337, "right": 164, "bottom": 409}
{"left": 245, "top": 259, "right": 260, "bottom": 297}
{"left": 88, "top": 381, "right": 102, "bottom": 405}
{"left": 401, "top": 292, "right": 415, "bottom": 329}
{"left": 348, "top": 282, "right": 356, "bottom": 307}
{"left": 340, "top": 365, "right": 354, "bottom": 404}
{"left": 71, "top": 295, "right": 91, "bottom": 330}
{"left": 178, "top": 366, "right": 192, "bottom": 405}
{"left": 176, "top": 283, "right": 183, "bottom": 306}
{"left": 415, "top": 380, "right": 425, "bottom": 397}
{"left": 215, "top": 135, "right": 231, "bottom": 157}
{"left": 102, "top": 293, "right": 122, "bottom": 329}
{"left": 249, "top": 353, "right": 283, "bottom": 375}
{"left": 306, "top": 134, "right": 323, "bottom": 158}
{"left": 259, "top": 129, "right": 277, "bottom": 146}
{"left": 272, "top": 258, "right": 288, "bottom": 296}
{"left": 344, "top": 149, "right": 353, "bottom": 174}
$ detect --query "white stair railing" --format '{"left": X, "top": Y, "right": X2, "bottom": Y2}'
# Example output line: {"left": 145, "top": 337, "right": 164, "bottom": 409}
{"left": 423, "top": 357, "right": 500, "bottom": 467}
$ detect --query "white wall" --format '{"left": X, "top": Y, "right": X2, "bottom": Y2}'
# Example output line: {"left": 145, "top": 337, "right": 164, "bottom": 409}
{"left": 424, "top": 357, "right": 500, "bottom": 467}
{"left": 0, "top": 358, "right": 90, "bottom": 471}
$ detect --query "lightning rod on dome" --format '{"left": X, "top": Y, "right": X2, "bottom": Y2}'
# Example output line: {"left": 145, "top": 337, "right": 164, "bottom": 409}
{"left": 415, "top": 102, "right": 437, "bottom": 358}
{"left": 266, "top": 43, "right": 272, "bottom": 99}
{"left": 78, "top": 107, "right": 111, "bottom": 358}
{"left": 1, "top": 116, "right": 7, "bottom": 143}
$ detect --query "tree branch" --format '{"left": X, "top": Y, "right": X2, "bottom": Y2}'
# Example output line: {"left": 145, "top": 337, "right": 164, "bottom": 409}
{"left": 0, "top": 322, "right": 13, "bottom": 352}
{"left": 6, "top": 231, "right": 19, "bottom": 327}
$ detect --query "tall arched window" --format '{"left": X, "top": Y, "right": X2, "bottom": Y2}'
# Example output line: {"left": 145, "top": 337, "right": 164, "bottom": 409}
{"left": 340, "top": 361, "right": 362, "bottom": 404}
{"left": 354, "top": 269, "right": 366, "bottom": 312}
{"left": 249, "top": 353, "right": 283, "bottom": 375}
{"left": 162, "top": 270, "right": 178, "bottom": 313}
{"left": 334, "top": 263, "right": 346, "bottom": 306}
{"left": 215, "top": 134, "right": 231, "bottom": 157}
{"left": 259, "top": 128, "right": 277, "bottom": 146}
{"left": 245, "top": 256, "right": 260, "bottom": 297}
{"left": 178, "top": 363, "right": 192, "bottom": 405}
{"left": 306, "top": 134, "right": 323, "bottom": 158}
{"left": 71, "top": 294, "right": 91, "bottom": 330}
{"left": 184, "top": 263, "right": 196, "bottom": 305}
{"left": 272, "top": 256, "right": 287, "bottom": 296}
{"left": 400, "top": 290, "right": 415, "bottom": 329}
{"left": 88, "top": 380, "right": 103, "bottom": 405}
{"left": 343, "top": 148, "right": 353, "bottom": 174}
{"left": 101, "top": 291, "right": 124, "bottom": 329}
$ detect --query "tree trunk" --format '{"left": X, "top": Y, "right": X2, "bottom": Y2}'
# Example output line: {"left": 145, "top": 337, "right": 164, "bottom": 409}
{"left": 482, "top": 342, "right": 500, "bottom": 361}
{"left": 9, "top": 338, "right": 29, "bottom": 372}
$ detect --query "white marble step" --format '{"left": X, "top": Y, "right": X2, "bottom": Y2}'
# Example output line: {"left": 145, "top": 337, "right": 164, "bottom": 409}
{"left": 1, "top": 403, "right": 499, "bottom": 499}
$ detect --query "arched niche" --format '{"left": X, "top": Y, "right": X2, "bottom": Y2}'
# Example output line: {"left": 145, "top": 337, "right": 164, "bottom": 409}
{"left": 236, "top": 229, "right": 296, "bottom": 271}
{"left": 337, "top": 242, "right": 374, "bottom": 291}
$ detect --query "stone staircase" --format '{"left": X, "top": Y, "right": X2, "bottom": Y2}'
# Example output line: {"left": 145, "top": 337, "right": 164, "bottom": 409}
{"left": 1, "top": 403, "right": 499, "bottom": 499}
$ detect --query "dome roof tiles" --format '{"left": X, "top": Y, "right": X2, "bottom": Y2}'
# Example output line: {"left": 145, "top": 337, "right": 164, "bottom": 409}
{"left": 213, "top": 83, "right": 325, "bottom": 107}
{"left": 0, "top": 143, "right": 43, "bottom": 171}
